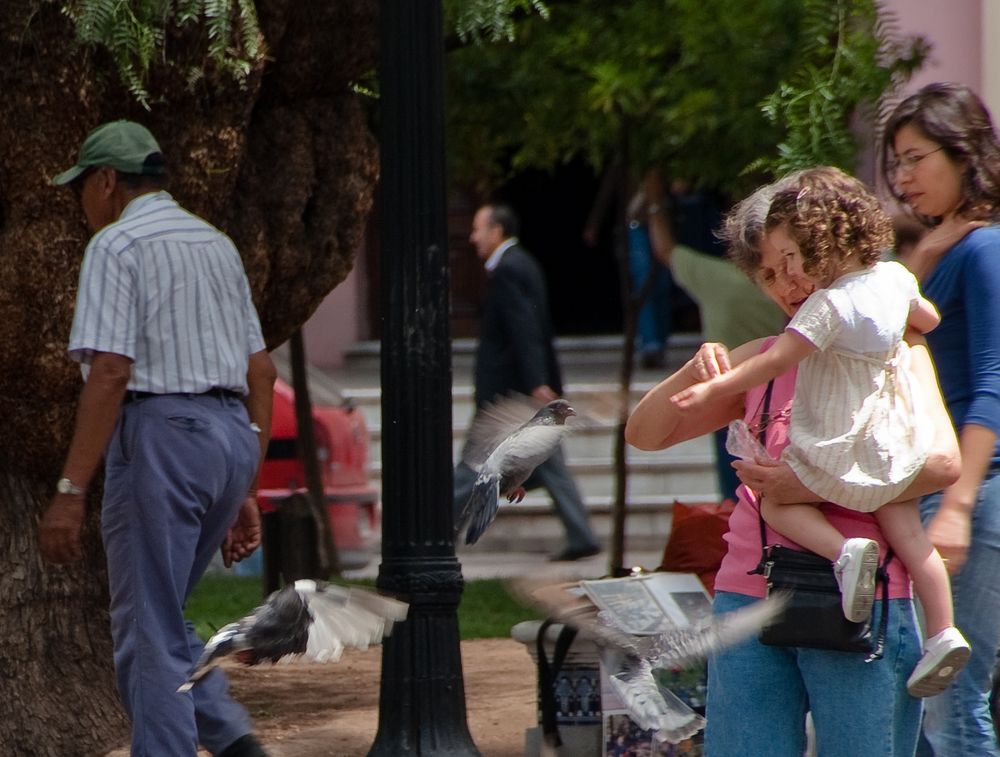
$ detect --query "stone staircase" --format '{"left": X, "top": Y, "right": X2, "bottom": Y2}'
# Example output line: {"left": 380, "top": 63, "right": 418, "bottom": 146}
{"left": 283, "top": 334, "right": 721, "bottom": 554}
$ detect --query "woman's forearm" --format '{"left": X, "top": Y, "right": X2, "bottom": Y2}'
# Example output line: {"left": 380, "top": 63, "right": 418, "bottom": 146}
{"left": 626, "top": 353, "right": 743, "bottom": 450}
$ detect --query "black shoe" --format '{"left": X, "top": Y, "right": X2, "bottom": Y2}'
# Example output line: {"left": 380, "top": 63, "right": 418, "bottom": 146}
{"left": 549, "top": 545, "right": 601, "bottom": 562}
{"left": 218, "top": 734, "right": 269, "bottom": 757}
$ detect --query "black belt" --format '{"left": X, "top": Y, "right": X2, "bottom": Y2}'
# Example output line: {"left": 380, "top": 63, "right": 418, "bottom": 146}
{"left": 123, "top": 388, "right": 243, "bottom": 404}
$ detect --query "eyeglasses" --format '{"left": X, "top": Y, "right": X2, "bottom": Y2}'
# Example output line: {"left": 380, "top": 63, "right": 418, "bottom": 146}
{"left": 887, "top": 146, "right": 945, "bottom": 178}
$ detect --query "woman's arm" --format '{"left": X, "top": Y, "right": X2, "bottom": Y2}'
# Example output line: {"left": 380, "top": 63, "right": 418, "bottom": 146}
{"left": 670, "top": 331, "right": 815, "bottom": 412}
{"left": 908, "top": 295, "right": 941, "bottom": 334}
{"left": 625, "top": 340, "right": 764, "bottom": 450}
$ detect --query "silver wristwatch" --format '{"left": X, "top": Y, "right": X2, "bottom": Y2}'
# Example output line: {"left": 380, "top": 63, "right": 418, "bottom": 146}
{"left": 56, "top": 477, "right": 86, "bottom": 496}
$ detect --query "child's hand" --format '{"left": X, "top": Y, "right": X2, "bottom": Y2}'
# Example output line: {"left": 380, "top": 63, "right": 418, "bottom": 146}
{"left": 671, "top": 381, "right": 714, "bottom": 412}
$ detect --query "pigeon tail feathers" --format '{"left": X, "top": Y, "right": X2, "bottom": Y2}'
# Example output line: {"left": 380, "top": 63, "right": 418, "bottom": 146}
{"left": 462, "top": 474, "right": 500, "bottom": 545}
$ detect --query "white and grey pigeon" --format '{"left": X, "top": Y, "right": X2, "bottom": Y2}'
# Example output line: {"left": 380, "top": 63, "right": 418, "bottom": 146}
{"left": 513, "top": 578, "right": 787, "bottom": 744}
{"left": 457, "top": 397, "right": 577, "bottom": 545}
{"left": 178, "top": 580, "right": 408, "bottom": 692}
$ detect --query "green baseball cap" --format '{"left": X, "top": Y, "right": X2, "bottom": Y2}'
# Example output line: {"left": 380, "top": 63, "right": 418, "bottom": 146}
{"left": 52, "top": 120, "right": 166, "bottom": 185}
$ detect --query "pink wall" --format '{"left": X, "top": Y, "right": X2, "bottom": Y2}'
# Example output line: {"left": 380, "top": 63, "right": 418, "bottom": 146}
{"left": 884, "top": 0, "right": 981, "bottom": 95}
{"left": 301, "top": 248, "right": 369, "bottom": 369}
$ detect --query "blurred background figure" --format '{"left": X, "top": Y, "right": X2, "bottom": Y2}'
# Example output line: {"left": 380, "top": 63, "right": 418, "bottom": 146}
{"left": 642, "top": 169, "right": 786, "bottom": 502}
{"left": 454, "top": 203, "right": 601, "bottom": 562}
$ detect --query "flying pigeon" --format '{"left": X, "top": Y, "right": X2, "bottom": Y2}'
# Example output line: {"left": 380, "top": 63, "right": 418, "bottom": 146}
{"left": 178, "top": 580, "right": 408, "bottom": 692}
{"left": 513, "top": 577, "right": 787, "bottom": 744}
{"left": 457, "top": 397, "right": 577, "bottom": 545}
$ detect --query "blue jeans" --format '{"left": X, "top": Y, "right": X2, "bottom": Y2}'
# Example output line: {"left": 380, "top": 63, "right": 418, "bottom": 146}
{"left": 706, "top": 591, "right": 922, "bottom": 756}
{"left": 917, "top": 470, "right": 1000, "bottom": 756}
{"left": 628, "top": 223, "right": 671, "bottom": 354}
{"left": 102, "top": 393, "right": 259, "bottom": 755}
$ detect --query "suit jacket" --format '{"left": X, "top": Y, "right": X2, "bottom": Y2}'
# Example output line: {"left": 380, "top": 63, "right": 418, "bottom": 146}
{"left": 474, "top": 244, "right": 563, "bottom": 408}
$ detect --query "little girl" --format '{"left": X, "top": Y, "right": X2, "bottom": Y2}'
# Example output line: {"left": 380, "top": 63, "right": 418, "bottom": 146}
{"left": 671, "top": 167, "right": 969, "bottom": 697}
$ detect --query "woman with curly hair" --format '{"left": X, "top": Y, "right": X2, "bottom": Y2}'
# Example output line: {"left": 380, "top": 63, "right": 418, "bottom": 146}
{"left": 670, "top": 166, "right": 969, "bottom": 697}
{"left": 882, "top": 81, "right": 1000, "bottom": 756}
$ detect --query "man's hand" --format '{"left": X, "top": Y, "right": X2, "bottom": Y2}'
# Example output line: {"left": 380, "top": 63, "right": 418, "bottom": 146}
{"left": 221, "top": 495, "right": 263, "bottom": 568}
{"left": 39, "top": 494, "right": 86, "bottom": 564}
{"left": 531, "top": 384, "right": 558, "bottom": 404}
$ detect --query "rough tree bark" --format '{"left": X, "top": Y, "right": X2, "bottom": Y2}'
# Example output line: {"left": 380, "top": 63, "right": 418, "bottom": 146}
{"left": 0, "top": 2, "right": 377, "bottom": 753}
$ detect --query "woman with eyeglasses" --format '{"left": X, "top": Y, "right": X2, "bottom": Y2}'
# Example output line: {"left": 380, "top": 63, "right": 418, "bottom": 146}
{"left": 882, "top": 81, "right": 1000, "bottom": 756}
{"left": 626, "top": 175, "right": 962, "bottom": 756}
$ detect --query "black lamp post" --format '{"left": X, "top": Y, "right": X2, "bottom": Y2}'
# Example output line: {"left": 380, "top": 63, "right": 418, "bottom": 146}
{"left": 368, "top": 1, "right": 481, "bottom": 754}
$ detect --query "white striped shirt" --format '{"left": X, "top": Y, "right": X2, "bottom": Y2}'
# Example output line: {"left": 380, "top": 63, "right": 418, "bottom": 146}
{"left": 69, "top": 191, "right": 265, "bottom": 394}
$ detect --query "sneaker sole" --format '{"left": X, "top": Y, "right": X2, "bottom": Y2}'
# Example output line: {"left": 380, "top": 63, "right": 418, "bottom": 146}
{"left": 907, "top": 646, "right": 972, "bottom": 698}
{"left": 843, "top": 542, "right": 880, "bottom": 623}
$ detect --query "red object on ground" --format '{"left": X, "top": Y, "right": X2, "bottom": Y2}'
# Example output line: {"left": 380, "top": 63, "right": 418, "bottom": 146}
{"left": 658, "top": 499, "right": 736, "bottom": 595}
{"left": 258, "top": 378, "right": 380, "bottom": 570}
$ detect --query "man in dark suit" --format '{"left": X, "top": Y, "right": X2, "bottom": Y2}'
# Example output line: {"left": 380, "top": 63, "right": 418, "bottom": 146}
{"left": 454, "top": 203, "right": 600, "bottom": 561}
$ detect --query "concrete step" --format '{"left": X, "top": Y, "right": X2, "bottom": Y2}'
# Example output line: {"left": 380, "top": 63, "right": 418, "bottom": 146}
{"left": 341, "top": 333, "right": 703, "bottom": 377}
{"left": 273, "top": 333, "right": 722, "bottom": 553}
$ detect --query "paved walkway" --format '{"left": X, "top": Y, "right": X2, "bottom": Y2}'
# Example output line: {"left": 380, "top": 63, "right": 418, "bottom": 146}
{"left": 345, "top": 546, "right": 666, "bottom": 581}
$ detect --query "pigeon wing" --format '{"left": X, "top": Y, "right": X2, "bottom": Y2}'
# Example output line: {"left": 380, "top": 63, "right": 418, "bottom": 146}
{"left": 603, "top": 652, "right": 705, "bottom": 744}
{"left": 490, "top": 424, "right": 567, "bottom": 491}
{"left": 460, "top": 394, "right": 539, "bottom": 471}
{"left": 178, "top": 581, "right": 409, "bottom": 692}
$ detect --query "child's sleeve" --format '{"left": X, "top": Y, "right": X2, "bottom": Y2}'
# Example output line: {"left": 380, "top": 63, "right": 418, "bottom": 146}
{"left": 786, "top": 290, "right": 842, "bottom": 351}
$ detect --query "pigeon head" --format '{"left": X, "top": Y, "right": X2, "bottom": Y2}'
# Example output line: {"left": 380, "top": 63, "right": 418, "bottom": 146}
{"left": 535, "top": 399, "right": 576, "bottom": 425}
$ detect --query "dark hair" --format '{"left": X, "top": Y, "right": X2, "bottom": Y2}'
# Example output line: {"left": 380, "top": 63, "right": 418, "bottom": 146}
{"left": 486, "top": 203, "right": 520, "bottom": 238}
{"left": 881, "top": 82, "right": 1000, "bottom": 224}
{"left": 115, "top": 170, "right": 168, "bottom": 192}
{"left": 765, "top": 166, "right": 893, "bottom": 284}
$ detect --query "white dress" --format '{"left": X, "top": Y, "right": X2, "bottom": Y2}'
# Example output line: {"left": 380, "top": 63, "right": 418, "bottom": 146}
{"left": 782, "top": 261, "right": 931, "bottom": 512}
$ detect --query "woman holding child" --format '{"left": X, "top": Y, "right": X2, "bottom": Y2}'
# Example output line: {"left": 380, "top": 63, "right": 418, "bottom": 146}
{"left": 882, "top": 81, "right": 1000, "bottom": 757}
{"left": 626, "top": 171, "right": 961, "bottom": 755}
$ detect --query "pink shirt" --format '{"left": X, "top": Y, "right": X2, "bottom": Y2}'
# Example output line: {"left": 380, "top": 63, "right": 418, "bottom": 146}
{"left": 713, "top": 341, "right": 913, "bottom": 599}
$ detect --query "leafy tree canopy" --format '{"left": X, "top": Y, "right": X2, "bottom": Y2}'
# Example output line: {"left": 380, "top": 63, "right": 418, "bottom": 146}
{"left": 444, "top": 0, "right": 927, "bottom": 197}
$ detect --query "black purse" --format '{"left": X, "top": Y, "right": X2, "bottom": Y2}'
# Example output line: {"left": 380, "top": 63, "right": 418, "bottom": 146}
{"left": 746, "top": 380, "right": 890, "bottom": 661}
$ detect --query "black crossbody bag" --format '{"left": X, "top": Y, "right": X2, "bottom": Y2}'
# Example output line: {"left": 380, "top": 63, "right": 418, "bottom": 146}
{"left": 747, "top": 380, "right": 891, "bottom": 661}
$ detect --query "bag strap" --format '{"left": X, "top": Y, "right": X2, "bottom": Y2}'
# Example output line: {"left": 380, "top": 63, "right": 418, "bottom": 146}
{"left": 745, "top": 379, "right": 775, "bottom": 576}
{"left": 536, "top": 619, "right": 578, "bottom": 748}
{"left": 865, "top": 548, "right": 894, "bottom": 663}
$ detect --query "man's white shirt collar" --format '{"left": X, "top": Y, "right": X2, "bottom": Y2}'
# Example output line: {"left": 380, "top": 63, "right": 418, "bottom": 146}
{"left": 484, "top": 237, "right": 518, "bottom": 272}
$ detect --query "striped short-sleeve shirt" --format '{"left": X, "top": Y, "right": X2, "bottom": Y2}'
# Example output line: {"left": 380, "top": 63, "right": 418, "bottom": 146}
{"left": 68, "top": 191, "right": 265, "bottom": 394}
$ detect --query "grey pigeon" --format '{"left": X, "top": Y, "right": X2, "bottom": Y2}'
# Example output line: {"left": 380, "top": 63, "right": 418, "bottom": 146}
{"left": 178, "top": 580, "right": 408, "bottom": 692}
{"left": 513, "top": 577, "right": 787, "bottom": 744}
{"left": 457, "top": 398, "right": 576, "bottom": 545}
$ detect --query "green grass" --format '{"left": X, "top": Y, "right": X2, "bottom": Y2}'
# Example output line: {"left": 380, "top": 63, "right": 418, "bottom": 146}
{"left": 185, "top": 574, "right": 540, "bottom": 641}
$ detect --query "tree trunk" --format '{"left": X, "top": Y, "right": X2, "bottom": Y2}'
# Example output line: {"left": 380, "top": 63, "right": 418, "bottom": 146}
{"left": 0, "top": 1, "right": 378, "bottom": 748}
{"left": 0, "top": 472, "right": 127, "bottom": 755}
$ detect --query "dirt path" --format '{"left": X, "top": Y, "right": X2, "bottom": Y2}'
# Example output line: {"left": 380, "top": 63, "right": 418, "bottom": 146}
{"left": 104, "top": 638, "right": 537, "bottom": 757}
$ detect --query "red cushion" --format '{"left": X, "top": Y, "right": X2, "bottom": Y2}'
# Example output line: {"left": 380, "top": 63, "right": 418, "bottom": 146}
{"left": 658, "top": 499, "right": 736, "bottom": 595}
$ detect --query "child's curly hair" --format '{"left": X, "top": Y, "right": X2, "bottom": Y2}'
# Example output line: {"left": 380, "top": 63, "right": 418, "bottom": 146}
{"left": 765, "top": 166, "right": 894, "bottom": 285}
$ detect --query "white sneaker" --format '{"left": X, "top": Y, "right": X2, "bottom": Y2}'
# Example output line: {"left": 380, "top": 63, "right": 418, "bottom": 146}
{"left": 907, "top": 627, "right": 971, "bottom": 698}
{"left": 833, "top": 538, "right": 880, "bottom": 623}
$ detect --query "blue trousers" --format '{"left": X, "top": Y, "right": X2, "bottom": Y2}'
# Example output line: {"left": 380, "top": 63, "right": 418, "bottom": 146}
{"left": 628, "top": 223, "right": 672, "bottom": 355}
{"left": 453, "top": 446, "right": 598, "bottom": 553}
{"left": 917, "top": 469, "right": 1000, "bottom": 757}
{"left": 706, "top": 591, "right": 922, "bottom": 756}
{"left": 102, "top": 393, "right": 259, "bottom": 756}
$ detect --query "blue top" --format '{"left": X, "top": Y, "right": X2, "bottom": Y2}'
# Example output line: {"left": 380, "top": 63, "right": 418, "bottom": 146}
{"left": 922, "top": 226, "right": 1000, "bottom": 463}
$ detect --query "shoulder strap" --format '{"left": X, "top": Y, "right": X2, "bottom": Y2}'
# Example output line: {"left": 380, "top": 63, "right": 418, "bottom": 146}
{"left": 755, "top": 380, "right": 775, "bottom": 555}
{"left": 536, "top": 619, "right": 578, "bottom": 748}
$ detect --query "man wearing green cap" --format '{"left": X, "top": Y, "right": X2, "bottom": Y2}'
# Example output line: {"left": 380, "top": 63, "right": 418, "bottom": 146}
{"left": 39, "top": 120, "right": 275, "bottom": 757}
